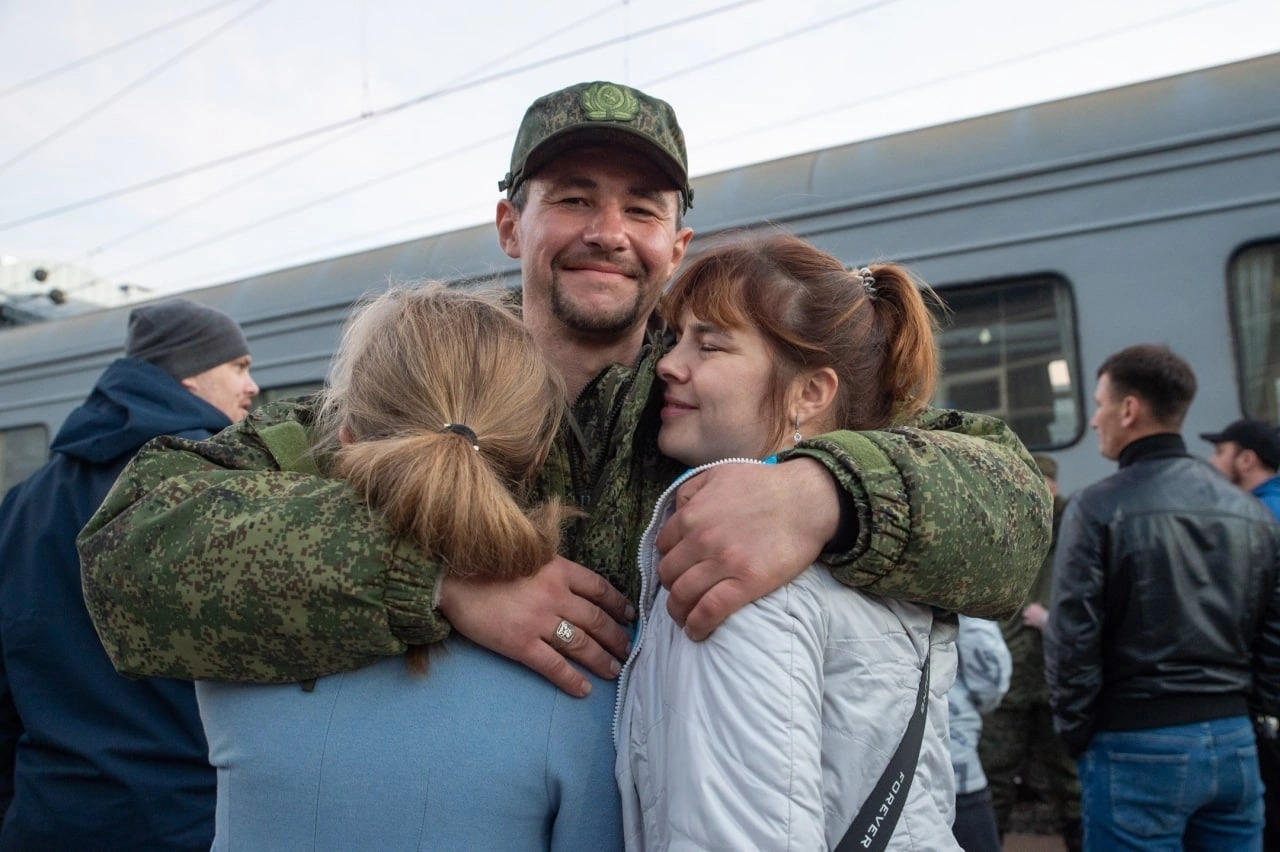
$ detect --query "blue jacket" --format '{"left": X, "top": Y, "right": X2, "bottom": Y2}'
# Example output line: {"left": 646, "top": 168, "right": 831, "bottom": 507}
{"left": 197, "top": 644, "right": 623, "bottom": 851}
{"left": 1254, "top": 475, "right": 1280, "bottom": 522}
{"left": 0, "top": 358, "right": 229, "bottom": 851}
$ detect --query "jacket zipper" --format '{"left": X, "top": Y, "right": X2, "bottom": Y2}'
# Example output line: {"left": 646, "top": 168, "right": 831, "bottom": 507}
{"left": 611, "top": 457, "right": 765, "bottom": 748}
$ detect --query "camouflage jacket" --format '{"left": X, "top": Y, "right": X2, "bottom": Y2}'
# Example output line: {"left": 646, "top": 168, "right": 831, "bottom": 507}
{"left": 79, "top": 332, "right": 1051, "bottom": 683}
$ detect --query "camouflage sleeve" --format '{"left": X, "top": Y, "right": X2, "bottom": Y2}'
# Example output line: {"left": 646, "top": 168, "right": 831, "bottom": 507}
{"left": 77, "top": 400, "right": 449, "bottom": 683}
{"left": 781, "top": 407, "right": 1051, "bottom": 620}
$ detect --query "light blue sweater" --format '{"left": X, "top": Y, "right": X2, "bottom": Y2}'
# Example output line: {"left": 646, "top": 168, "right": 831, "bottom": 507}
{"left": 946, "top": 615, "right": 1012, "bottom": 794}
{"left": 197, "top": 638, "right": 622, "bottom": 851}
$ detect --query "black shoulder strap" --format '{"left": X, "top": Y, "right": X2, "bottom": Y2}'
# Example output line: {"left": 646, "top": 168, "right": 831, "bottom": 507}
{"left": 835, "top": 650, "right": 931, "bottom": 852}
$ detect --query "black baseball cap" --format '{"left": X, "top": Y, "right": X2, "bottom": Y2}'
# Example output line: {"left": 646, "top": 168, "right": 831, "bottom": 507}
{"left": 1200, "top": 419, "right": 1280, "bottom": 469}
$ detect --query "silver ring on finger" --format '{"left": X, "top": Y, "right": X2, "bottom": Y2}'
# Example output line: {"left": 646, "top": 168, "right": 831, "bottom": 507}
{"left": 554, "top": 618, "right": 577, "bottom": 648}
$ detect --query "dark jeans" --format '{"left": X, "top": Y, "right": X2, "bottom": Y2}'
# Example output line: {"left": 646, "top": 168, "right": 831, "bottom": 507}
{"left": 952, "top": 786, "right": 1001, "bottom": 852}
{"left": 1078, "top": 716, "right": 1263, "bottom": 851}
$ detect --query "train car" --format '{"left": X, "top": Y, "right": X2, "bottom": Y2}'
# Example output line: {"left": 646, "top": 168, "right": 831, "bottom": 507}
{"left": 2, "top": 52, "right": 1278, "bottom": 497}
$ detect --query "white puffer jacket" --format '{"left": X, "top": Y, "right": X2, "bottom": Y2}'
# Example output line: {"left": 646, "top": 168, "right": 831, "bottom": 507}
{"left": 615, "top": 460, "right": 960, "bottom": 851}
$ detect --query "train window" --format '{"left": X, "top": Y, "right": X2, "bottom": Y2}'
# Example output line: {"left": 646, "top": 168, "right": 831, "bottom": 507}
{"left": 1, "top": 425, "right": 49, "bottom": 496}
{"left": 1229, "top": 240, "right": 1280, "bottom": 422}
{"left": 932, "top": 275, "right": 1081, "bottom": 450}
{"left": 259, "top": 382, "right": 324, "bottom": 404}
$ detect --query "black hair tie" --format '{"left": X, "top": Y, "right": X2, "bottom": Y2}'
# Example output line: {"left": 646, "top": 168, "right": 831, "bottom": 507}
{"left": 442, "top": 423, "right": 479, "bottom": 451}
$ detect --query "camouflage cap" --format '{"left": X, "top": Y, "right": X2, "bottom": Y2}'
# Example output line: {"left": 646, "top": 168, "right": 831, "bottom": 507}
{"left": 499, "top": 81, "right": 693, "bottom": 212}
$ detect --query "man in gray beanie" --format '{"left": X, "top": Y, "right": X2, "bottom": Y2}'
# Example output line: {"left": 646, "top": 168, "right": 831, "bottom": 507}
{"left": 0, "top": 299, "right": 255, "bottom": 849}
{"left": 124, "top": 297, "right": 257, "bottom": 422}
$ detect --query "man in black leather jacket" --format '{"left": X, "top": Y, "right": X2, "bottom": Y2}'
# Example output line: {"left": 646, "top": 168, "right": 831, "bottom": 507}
{"left": 1046, "top": 343, "right": 1280, "bottom": 851}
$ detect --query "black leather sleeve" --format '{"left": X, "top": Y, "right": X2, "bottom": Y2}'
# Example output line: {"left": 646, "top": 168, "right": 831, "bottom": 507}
{"left": 1045, "top": 495, "right": 1106, "bottom": 758}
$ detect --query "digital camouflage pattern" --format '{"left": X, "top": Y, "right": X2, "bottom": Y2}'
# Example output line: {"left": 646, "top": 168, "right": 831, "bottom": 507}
{"left": 79, "top": 330, "right": 1051, "bottom": 684}
{"left": 499, "top": 81, "right": 693, "bottom": 212}
{"left": 786, "top": 409, "right": 1051, "bottom": 618}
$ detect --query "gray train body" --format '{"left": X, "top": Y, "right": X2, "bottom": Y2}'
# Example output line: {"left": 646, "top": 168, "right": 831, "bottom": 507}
{"left": 3, "top": 52, "right": 1279, "bottom": 497}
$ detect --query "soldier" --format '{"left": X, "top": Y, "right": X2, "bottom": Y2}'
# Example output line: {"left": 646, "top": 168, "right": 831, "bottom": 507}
{"left": 979, "top": 453, "right": 1082, "bottom": 850}
{"left": 0, "top": 299, "right": 256, "bottom": 850}
{"left": 77, "top": 82, "right": 1050, "bottom": 701}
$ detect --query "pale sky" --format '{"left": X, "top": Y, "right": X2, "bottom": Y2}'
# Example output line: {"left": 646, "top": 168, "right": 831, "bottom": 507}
{"left": 1, "top": 0, "right": 1278, "bottom": 301}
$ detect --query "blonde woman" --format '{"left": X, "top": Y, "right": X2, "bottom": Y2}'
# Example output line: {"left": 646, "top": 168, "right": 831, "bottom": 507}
{"left": 196, "top": 284, "right": 622, "bottom": 851}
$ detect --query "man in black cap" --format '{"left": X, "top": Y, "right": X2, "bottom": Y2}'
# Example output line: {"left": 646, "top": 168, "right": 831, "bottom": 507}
{"left": 1202, "top": 417, "right": 1280, "bottom": 849}
{"left": 1202, "top": 418, "right": 1280, "bottom": 519}
{"left": 0, "top": 298, "right": 255, "bottom": 850}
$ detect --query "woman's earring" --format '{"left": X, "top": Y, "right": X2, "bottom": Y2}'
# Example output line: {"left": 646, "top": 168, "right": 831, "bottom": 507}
{"left": 793, "top": 415, "right": 803, "bottom": 445}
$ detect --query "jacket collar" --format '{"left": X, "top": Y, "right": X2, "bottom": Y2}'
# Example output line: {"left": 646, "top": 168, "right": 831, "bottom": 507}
{"left": 1117, "top": 433, "right": 1188, "bottom": 469}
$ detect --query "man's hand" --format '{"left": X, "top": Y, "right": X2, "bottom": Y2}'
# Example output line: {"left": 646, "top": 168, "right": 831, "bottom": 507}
{"left": 437, "top": 555, "right": 635, "bottom": 697}
{"left": 1021, "top": 602, "right": 1049, "bottom": 631}
{"left": 655, "top": 459, "right": 840, "bottom": 640}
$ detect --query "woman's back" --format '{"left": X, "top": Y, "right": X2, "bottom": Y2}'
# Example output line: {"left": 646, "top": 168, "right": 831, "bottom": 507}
{"left": 199, "top": 638, "right": 621, "bottom": 851}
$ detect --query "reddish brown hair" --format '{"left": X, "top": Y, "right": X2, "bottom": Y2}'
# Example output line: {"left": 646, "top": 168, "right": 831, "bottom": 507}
{"left": 659, "top": 232, "right": 941, "bottom": 447}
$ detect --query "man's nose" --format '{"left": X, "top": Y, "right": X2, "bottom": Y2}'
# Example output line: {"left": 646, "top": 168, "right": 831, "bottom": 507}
{"left": 583, "top": 203, "right": 626, "bottom": 251}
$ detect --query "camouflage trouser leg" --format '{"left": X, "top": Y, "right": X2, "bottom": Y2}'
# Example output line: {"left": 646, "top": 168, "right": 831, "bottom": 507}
{"left": 979, "top": 704, "right": 1034, "bottom": 832}
{"left": 1024, "top": 702, "right": 1081, "bottom": 832}
{"left": 978, "top": 701, "right": 1081, "bottom": 834}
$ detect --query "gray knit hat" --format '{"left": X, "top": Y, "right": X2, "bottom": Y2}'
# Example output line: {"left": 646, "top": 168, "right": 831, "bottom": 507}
{"left": 125, "top": 298, "right": 250, "bottom": 381}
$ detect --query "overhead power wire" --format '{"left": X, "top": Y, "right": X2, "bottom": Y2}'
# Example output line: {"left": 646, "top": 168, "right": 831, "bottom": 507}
{"left": 50, "top": 1, "right": 624, "bottom": 297}
{"left": 102, "top": 0, "right": 901, "bottom": 281}
{"left": 0, "top": 0, "right": 243, "bottom": 101}
{"left": 164, "top": 200, "right": 489, "bottom": 292}
{"left": 0, "top": 0, "right": 763, "bottom": 233}
{"left": 0, "top": 0, "right": 277, "bottom": 177}
{"left": 642, "top": 0, "right": 899, "bottom": 88}
{"left": 444, "top": 2, "right": 622, "bottom": 84}
{"left": 101, "top": 130, "right": 512, "bottom": 279}
{"left": 76, "top": 0, "right": 1240, "bottom": 290}
{"left": 117, "top": 0, "right": 895, "bottom": 277}
{"left": 92, "top": 0, "right": 624, "bottom": 255}
{"left": 699, "top": 0, "right": 1247, "bottom": 151}
{"left": 85, "top": 123, "right": 373, "bottom": 258}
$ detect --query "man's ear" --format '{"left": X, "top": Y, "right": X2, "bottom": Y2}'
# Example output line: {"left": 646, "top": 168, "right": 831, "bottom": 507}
{"left": 496, "top": 199, "right": 521, "bottom": 260}
{"left": 1119, "top": 394, "right": 1142, "bottom": 428}
{"left": 338, "top": 425, "right": 354, "bottom": 447}
{"left": 667, "top": 225, "right": 693, "bottom": 276}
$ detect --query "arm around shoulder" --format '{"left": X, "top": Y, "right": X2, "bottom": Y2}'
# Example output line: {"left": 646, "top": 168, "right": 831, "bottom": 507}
{"left": 77, "top": 399, "right": 449, "bottom": 683}
{"left": 784, "top": 407, "right": 1051, "bottom": 620}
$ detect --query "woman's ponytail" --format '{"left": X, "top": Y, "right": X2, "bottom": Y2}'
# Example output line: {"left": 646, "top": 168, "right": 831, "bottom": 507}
{"left": 862, "top": 263, "right": 942, "bottom": 421}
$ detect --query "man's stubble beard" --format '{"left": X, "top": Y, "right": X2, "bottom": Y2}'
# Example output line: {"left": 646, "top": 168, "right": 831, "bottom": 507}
{"left": 549, "top": 272, "right": 651, "bottom": 341}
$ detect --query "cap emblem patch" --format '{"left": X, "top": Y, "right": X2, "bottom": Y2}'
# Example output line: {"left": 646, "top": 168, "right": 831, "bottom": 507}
{"left": 580, "top": 83, "right": 638, "bottom": 122}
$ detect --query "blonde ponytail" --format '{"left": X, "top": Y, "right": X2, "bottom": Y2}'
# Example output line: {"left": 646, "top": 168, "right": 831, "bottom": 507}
{"left": 312, "top": 283, "right": 568, "bottom": 670}
{"left": 336, "top": 431, "right": 565, "bottom": 581}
